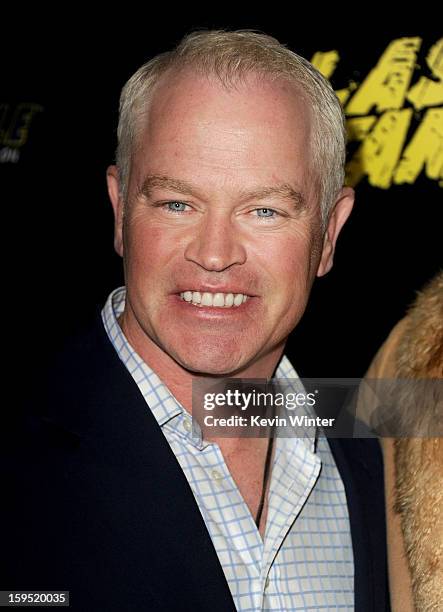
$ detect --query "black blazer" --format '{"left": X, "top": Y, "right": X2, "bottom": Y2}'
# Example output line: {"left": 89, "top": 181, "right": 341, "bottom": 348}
{"left": 1, "top": 315, "right": 390, "bottom": 611}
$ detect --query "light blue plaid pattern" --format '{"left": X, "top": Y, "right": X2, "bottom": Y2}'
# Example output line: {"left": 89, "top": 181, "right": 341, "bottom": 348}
{"left": 102, "top": 287, "right": 354, "bottom": 611}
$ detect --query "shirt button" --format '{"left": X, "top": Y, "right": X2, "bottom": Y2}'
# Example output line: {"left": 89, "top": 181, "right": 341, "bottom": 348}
{"left": 264, "top": 576, "right": 270, "bottom": 591}
{"left": 211, "top": 469, "right": 223, "bottom": 481}
{"left": 183, "top": 419, "right": 192, "bottom": 433}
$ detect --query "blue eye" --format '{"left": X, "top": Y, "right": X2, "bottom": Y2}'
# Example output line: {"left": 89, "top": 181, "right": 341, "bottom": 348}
{"left": 256, "top": 208, "right": 276, "bottom": 218}
{"left": 166, "top": 201, "right": 188, "bottom": 212}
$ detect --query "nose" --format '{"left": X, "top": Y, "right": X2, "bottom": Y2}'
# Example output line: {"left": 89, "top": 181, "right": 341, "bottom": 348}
{"left": 184, "top": 210, "right": 247, "bottom": 272}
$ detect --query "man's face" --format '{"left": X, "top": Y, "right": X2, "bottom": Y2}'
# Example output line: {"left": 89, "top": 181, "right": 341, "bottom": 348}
{"left": 108, "top": 70, "right": 353, "bottom": 375}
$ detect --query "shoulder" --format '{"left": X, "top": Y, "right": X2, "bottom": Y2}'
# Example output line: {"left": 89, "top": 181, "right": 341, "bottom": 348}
{"left": 2, "top": 312, "right": 130, "bottom": 452}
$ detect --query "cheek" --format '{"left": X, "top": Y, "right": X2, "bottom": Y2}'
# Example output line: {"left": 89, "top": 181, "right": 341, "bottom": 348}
{"left": 124, "top": 217, "right": 181, "bottom": 271}
{"left": 257, "top": 236, "right": 318, "bottom": 340}
{"left": 258, "top": 231, "right": 316, "bottom": 295}
{"left": 277, "top": 258, "right": 313, "bottom": 322}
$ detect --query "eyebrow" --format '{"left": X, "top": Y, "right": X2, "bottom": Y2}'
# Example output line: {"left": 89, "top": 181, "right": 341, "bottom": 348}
{"left": 140, "top": 174, "right": 307, "bottom": 211}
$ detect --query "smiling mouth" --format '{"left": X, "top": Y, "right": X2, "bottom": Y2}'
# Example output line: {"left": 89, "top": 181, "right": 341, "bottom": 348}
{"left": 179, "top": 290, "right": 250, "bottom": 308}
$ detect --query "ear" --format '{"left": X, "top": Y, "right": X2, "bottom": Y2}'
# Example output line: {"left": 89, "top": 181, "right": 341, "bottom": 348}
{"left": 316, "top": 186, "right": 355, "bottom": 277}
{"left": 106, "top": 165, "right": 124, "bottom": 257}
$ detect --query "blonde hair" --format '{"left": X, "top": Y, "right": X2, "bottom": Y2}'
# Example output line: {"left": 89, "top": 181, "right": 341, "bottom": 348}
{"left": 116, "top": 29, "right": 347, "bottom": 225}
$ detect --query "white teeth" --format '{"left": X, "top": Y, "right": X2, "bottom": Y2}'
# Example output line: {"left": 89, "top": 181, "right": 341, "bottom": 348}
{"left": 225, "top": 293, "right": 234, "bottom": 307}
{"left": 201, "top": 292, "right": 213, "bottom": 306}
{"left": 213, "top": 293, "right": 225, "bottom": 307}
{"left": 179, "top": 290, "right": 250, "bottom": 308}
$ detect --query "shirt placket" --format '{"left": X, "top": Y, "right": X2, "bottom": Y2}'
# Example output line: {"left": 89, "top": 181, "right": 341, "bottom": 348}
{"left": 261, "top": 436, "right": 321, "bottom": 609}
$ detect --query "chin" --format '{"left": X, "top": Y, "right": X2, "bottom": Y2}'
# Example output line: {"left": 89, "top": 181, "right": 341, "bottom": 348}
{"left": 171, "top": 346, "right": 251, "bottom": 377}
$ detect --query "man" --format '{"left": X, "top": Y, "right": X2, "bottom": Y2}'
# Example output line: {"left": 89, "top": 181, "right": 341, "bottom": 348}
{"left": 2, "top": 30, "right": 389, "bottom": 610}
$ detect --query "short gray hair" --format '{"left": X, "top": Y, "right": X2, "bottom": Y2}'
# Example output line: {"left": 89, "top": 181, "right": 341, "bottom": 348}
{"left": 116, "top": 29, "right": 347, "bottom": 225}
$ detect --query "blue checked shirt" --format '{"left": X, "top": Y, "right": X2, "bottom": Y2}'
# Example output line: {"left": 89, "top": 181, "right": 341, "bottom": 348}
{"left": 102, "top": 287, "right": 354, "bottom": 611}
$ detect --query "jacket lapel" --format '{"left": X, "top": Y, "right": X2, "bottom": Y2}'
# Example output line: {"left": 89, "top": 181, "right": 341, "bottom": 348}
{"left": 328, "top": 437, "right": 390, "bottom": 612}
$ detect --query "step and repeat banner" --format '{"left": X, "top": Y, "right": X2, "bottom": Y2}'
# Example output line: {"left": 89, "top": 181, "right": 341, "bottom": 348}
{"left": 2, "top": 22, "right": 441, "bottom": 376}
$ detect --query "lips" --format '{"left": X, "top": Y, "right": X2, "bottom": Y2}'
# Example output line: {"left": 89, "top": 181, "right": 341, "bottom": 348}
{"left": 180, "top": 290, "right": 249, "bottom": 308}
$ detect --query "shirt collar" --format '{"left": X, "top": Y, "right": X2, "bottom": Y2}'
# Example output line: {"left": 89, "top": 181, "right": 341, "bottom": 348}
{"left": 101, "top": 286, "right": 316, "bottom": 451}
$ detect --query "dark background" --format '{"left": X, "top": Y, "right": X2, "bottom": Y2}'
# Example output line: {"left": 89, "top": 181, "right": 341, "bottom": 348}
{"left": 2, "top": 16, "right": 441, "bottom": 378}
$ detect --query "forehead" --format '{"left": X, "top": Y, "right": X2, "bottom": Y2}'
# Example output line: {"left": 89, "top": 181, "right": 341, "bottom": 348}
{"left": 146, "top": 68, "right": 311, "bottom": 134}
{"left": 132, "top": 69, "right": 314, "bottom": 193}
